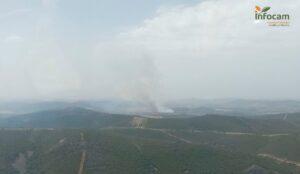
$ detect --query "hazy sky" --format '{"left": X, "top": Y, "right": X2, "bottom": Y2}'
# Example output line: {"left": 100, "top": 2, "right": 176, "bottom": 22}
{"left": 0, "top": 0, "right": 299, "bottom": 102}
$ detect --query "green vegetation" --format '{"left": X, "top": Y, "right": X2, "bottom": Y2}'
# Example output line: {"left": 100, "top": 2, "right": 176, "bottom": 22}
{"left": 1, "top": 129, "right": 300, "bottom": 174}
{"left": 1, "top": 108, "right": 300, "bottom": 173}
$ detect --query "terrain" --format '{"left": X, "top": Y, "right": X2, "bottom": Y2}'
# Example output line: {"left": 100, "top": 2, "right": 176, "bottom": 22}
{"left": 1, "top": 106, "right": 300, "bottom": 174}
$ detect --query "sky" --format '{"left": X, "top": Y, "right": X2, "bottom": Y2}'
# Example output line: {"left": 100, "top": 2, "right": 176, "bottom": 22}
{"left": 0, "top": 0, "right": 299, "bottom": 103}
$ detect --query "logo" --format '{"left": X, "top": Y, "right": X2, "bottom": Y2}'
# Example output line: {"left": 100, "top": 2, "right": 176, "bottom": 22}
{"left": 254, "top": 5, "right": 290, "bottom": 26}
{"left": 255, "top": 6, "right": 271, "bottom": 13}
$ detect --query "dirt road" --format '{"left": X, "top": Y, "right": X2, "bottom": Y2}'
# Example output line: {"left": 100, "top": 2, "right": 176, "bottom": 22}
{"left": 78, "top": 133, "right": 86, "bottom": 174}
{"left": 160, "top": 130, "right": 193, "bottom": 144}
{"left": 258, "top": 153, "right": 300, "bottom": 168}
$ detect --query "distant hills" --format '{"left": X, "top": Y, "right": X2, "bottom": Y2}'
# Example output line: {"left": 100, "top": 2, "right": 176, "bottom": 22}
{"left": 168, "top": 99, "right": 300, "bottom": 116}
{"left": 0, "top": 107, "right": 133, "bottom": 129}
{"left": 2, "top": 99, "right": 300, "bottom": 116}
{"left": 1, "top": 107, "right": 300, "bottom": 134}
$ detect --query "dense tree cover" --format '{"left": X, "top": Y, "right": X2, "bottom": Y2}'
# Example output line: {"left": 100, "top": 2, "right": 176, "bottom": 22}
{"left": 1, "top": 129, "right": 299, "bottom": 174}
{"left": 1, "top": 108, "right": 300, "bottom": 173}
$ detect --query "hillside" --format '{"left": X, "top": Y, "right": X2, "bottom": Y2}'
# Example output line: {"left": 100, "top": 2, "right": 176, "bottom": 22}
{"left": 143, "top": 115, "right": 300, "bottom": 134}
{"left": 0, "top": 107, "right": 133, "bottom": 129}
{"left": 1, "top": 108, "right": 299, "bottom": 134}
{"left": 1, "top": 108, "right": 300, "bottom": 173}
{"left": 1, "top": 129, "right": 299, "bottom": 174}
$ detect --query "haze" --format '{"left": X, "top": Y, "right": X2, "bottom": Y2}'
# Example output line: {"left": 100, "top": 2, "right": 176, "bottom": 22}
{"left": 0, "top": 0, "right": 299, "bottom": 103}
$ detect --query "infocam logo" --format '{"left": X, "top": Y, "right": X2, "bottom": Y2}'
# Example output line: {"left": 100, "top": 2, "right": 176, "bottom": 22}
{"left": 254, "top": 6, "right": 290, "bottom": 26}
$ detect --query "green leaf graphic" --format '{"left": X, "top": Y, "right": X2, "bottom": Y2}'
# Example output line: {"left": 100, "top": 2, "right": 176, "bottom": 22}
{"left": 261, "top": 7, "right": 271, "bottom": 12}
